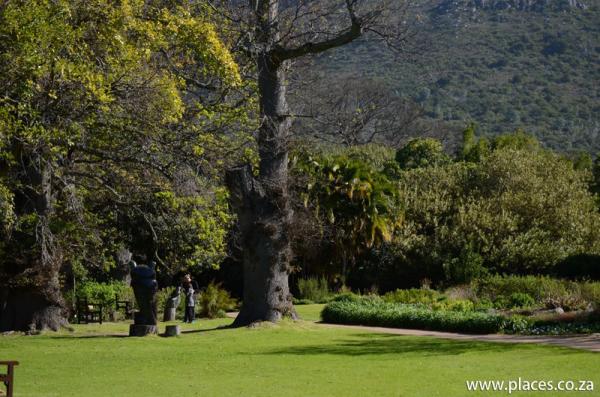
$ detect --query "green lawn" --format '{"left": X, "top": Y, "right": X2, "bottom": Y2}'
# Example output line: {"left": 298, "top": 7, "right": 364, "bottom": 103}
{"left": 1, "top": 305, "right": 598, "bottom": 397}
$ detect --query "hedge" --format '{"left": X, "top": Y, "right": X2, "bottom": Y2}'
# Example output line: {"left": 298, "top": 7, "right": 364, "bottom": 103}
{"left": 321, "top": 299, "right": 508, "bottom": 334}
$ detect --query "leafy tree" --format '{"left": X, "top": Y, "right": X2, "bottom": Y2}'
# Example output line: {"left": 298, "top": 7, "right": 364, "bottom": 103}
{"left": 460, "top": 124, "right": 490, "bottom": 162}
{"left": 0, "top": 0, "right": 243, "bottom": 331}
{"left": 572, "top": 152, "right": 593, "bottom": 172}
{"left": 491, "top": 129, "right": 541, "bottom": 152}
{"left": 593, "top": 155, "right": 600, "bottom": 206}
{"left": 394, "top": 146, "right": 600, "bottom": 285}
{"left": 395, "top": 138, "right": 451, "bottom": 169}
{"left": 295, "top": 152, "right": 402, "bottom": 285}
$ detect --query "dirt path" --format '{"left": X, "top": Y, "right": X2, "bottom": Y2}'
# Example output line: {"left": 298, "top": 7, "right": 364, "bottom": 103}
{"left": 226, "top": 312, "right": 600, "bottom": 352}
{"left": 317, "top": 323, "right": 600, "bottom": 352}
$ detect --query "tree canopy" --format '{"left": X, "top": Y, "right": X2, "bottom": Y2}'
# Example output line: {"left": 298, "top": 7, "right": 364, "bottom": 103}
{"left": 0, "top": 0, "right": 249, "bottom": 331}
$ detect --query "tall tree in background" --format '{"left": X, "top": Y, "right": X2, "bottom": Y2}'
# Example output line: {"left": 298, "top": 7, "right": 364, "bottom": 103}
{"left": 292, "top": 77, "right": 427, "bottom": 147}
{"left": 222, "top": 0, "right": 410, "bottom": 325}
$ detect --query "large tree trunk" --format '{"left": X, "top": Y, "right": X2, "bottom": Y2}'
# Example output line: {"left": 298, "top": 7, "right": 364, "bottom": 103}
{"left": 0, "top": 150, "right": 67, "bottom": 332}
{"left": 225, "top": 0, "right": 368, "bottom": 325}
{"left": 226, "top": 2, "right": 297, "bottom": 324}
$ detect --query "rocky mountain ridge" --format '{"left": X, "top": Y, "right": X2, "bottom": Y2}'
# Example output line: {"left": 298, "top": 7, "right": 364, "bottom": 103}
{"left": 433, "top": 0, "right": 587, "bottom": 13}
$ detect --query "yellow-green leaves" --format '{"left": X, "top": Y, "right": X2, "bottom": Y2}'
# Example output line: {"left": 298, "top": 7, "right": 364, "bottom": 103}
{"left": 156, "top": 7, "right": 241, "bottom": 87}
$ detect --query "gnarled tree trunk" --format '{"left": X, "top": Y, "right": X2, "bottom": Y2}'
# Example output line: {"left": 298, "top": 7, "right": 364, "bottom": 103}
{"left": 0, "top": 150, "right": 67, "bottom": 332}
{"left": 226, "top": 0, "right": 367, "bottom": 326}
{"left": 226, "top": 51, "right": 297, "bottom": 326}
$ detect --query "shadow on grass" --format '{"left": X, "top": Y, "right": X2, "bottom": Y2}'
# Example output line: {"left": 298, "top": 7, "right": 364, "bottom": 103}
{"left": 49, "top": 323, "right": 234, "bottom": 339}
{"left": 179, "top": 324, "right": 232, "bottom": 335}
{"left": 261, "top": 333, "right": 577, "bottom": 357}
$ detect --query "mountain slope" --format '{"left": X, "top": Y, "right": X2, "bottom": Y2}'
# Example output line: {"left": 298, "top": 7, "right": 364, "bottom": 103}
{"left": 311, "top": 1, "right": 600, "bottom": 153}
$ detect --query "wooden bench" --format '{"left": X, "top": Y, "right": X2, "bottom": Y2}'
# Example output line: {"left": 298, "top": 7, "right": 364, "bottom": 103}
{"left": 115, "top": 294, "right": 132, "bottom": 318}
{"left": 0, "top": 361, "right": 18, "bottom": 397}
{"left": 76, "top": 298, "right": 103, "bottom": 324}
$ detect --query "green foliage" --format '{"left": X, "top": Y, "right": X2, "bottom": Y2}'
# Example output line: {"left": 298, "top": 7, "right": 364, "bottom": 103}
{"left": 592, "top": 155, "right": 600, "bottom": 199}
{"left": 525, "top": 322, "right": 600, "bottom": 336}
{"left": 330, "top": 292, "right": 362, "bottom": 303}
{"left": 460, "top": 124, "right": 490, "bottom": 162}
{"left": 0, "top": 0, "right": 248, "bottom": 293}
{"left": 0, "top": 182, "right": 14, "bottom": 237}
{"left": 382, "top": 288, "right": 443, "bottom": 305}
{"left": 198, "top": 282, "right": 237, "bottom": 319}
{"left": 472, "top": 275, "right": 600, "bottom": 310}
{"left": 443, "top": 246, "right": 487, "bottom": 284}
{"left": 151, "top": 187, "right": 233, "bottom": 270}
{"left": 395, "top": 138, "right": 451, "bottom": 169}
{"left": 507, "top": 292, "right": 536, "bottom": 309}
{"left": 297, "top": 277, "right": 330, "bottom": 304}
{"left": 321, "top": 299, "right": 506, "bottom": 334}
{"left": 317, "top": 5, "right": 600, "bottom": 153}
{"left": 473, "top": 275, "right": 568, "bottom": 303}
{"left": 573, "top": 152, "right": 593, "bottom": 172}
{"left": 322, "top": 295, "right": 600, "bottom": 335}
{"left": 491, "top": 130, "right": 541, "bottom": 152}
{"left": 395, "top": 145, "right": 600, "bottom": 280}
{"left": 293, "top": 150, "right": 402, "bottom": 279}
{"left": 431, "top": 299, "right": 475, "bottom": 312}
{"left": 69, "top": 281, "right": 133, "bottom": 319}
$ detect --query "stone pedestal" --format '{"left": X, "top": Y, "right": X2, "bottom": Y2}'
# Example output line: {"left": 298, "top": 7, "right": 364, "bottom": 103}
{"left": 164, "top": 325, "right": 181, "bottom": 337}
{"left": 129, "top": 324, "right": 158, "bottom": 337}
{"left": 163, "top": 308, "right": 176, "bottom": 322}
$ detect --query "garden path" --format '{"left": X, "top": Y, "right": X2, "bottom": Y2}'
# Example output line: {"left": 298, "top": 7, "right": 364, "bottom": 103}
{"left": 226, "top": 312, "right": 600, "bottom": 352}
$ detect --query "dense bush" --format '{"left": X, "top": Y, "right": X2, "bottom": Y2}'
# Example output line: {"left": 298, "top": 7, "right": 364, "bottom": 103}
{"left": 198, "top": 282, "right": 237, "bottom": 318}
{"left": 507, "top": 292, "right": 535, "bottom": 309}
{"left": 395, "top": 138, "right": 451, "bottom": 169}
{"left": 391, "top": 146, "right": 600, "bottom": 286}
{"left": 473, "top": 275, "right": 567, "bottom": 302}
{"left": 431, "top": 299, "right": 474, "bottom": 312}
{"left": 382, "top": 288, "right": 443, "bottom": 305}
{"left": 292, "top": 138, "right": 600, "bottom": 292}
{"left": 472, "top": 275, "right": 600, "bottom": 311}
{"left": 321, "top": 299, "right": 505, "bottom": 334}
{"left": 330, "top": 292, "right": 363, "bottom": 303}
{"left": 68, "top": 281, "right": 133, "bottom": 320}
{"left": 322, "top": 296, "right": 600, "bottom": 335}
{"left": 297, "top": 277, "right": 331, "bottom": 303}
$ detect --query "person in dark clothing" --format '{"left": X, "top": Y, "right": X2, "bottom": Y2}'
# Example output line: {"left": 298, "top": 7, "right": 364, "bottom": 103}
{"left": 182, "top": 274, "right": 196, "bottom": 323}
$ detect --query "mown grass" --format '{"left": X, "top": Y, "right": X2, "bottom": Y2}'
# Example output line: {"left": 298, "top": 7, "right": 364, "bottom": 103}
{"left": 0, "top": 305, "right": 598, "bottom": 397}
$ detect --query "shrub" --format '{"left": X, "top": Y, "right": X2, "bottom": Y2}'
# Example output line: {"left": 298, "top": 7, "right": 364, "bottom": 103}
{"left": 472, "top": 275, "right": 567, "bottom": 303}
{"left": 507, "top": 292, "right": 535, "bottom": 308}
{"left": 297, "top": 277, "right": 330, "bottom": 303}
{"left": 331, "top": 292, "right": 361, "bottom": 303}
{"left": 526, "top": 322, "right": 600, "bottom": 335}
{"left": 443, "top": 247, "right": 487, "bottom": 284}
{"left": 502, "top": 316, "right": 534, "bottom": 334}
{"left": 543, "top": 295, "right": 588, "bottom": 312}
{"left": 382, "top": 288, "right": 443, "bottom": 305}
{"left": 471, "top": 275, "right": 600, "bottom": 311}
{"left": 71, "top": 281, "right": 133, "bottom": 320}
{"left": 198, "top": 282, "right": 237, "bottom": 318}
{"left": 579, "top": 282, "right": 600, "bottom": 309}
{"left": 432, "top": 299, "right": 474, "bottom": 312}
{"left": 444, "top": 285, "right": 477, "bottom": 301}
{"left": 321, "top": 299, "right": 505, "bottom": 334}
{"left": 293, "top": 298, "right": 315, "bottom": 305}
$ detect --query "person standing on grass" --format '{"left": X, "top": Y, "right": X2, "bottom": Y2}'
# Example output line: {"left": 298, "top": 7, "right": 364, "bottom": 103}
{"left": 182, "top": 274, "right": 196, "bottom": 323}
